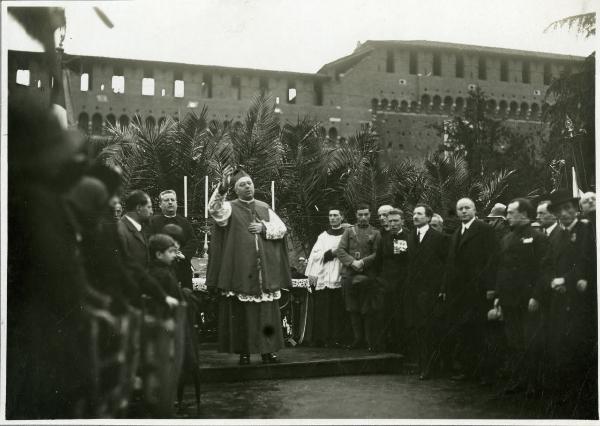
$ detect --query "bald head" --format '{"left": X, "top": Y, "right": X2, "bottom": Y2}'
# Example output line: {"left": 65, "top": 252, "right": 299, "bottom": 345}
{"left": 456, "top": 198, "right": 476, "bottom": 223}
{"left": 378, "top": 204, "right": 394, "bottom": 231}
{"left": 580, "top": 192, "right": 596, "bottom": 215}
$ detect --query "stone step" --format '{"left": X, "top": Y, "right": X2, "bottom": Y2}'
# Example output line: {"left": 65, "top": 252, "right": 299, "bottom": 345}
{"left": 197, "top": 344, "right": 404, "bottom": 383}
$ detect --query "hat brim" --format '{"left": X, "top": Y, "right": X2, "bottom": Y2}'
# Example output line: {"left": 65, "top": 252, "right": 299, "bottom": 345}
{"left": 548, "top": 197, "right": 580, "bottom": 212}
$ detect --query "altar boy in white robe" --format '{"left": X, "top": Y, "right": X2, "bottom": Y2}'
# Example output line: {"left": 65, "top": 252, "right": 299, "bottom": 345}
{"left": 305, "top": 209, "right": 346, "bottom": 347}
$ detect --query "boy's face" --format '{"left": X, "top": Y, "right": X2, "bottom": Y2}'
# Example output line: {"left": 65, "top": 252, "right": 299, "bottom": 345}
{"left": 156, "top": 246, "right": 178, "bottom": 265}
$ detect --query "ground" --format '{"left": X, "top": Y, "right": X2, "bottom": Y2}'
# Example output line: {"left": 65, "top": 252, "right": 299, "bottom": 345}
{"left": 176, "top": 373, "right": 591, "bottom": 419}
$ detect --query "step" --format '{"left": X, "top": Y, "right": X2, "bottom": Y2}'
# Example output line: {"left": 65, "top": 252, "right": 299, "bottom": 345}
{"left": 197, "top": 344, "right": 404, "bottom": 383}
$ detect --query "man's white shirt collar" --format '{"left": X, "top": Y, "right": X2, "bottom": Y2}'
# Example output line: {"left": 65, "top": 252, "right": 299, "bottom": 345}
{"left": 462, "top": 217, "right": 476, "bottom": 232}
{"left": 417, "top": 224, "right": 429, "bottom": 241}
{"left": 125, "top": 215, "right": 142, "bottom": 232}
{"left": 546, "top": 222, "right": 558, "bottom": 236}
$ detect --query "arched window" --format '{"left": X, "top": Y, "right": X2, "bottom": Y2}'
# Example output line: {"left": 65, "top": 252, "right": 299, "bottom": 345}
{"left": 443, "top": 96, "right": 453, "bottom": 114}
{"left": 519, "top": 102, "right": 529, "bottom": 119}
{"left": 105, "top": 113, "right": 116, "bottom": 128}
{"left": 158, "top": 116, "right": 166, "bottom": 127}
{"left": 432, "top": 95, "right": 441, "bottom": 113}
{"left": 145, "top": 115, "right": 156, "bottom": 128}
{"left": 454, "top": 97, "right": 464, "bottom": 114}
{"left": 328, "top": 127, "right": 338, "bottom": 140}
{"left": 509, "top": 101, "right": 518, "bottom": 118}
{"left": 486, "top": 99, "right": 497, "bottom": 115}
{"left": 400, "top": 100, "right": 408, "bottom": 112}
{"left": 77, "top": 112, "right": 89, "bottom": 133}
{"left": 390, "top": 99, "right": 399, "bottom": 111}
{"left": 530, "top": 103, "right": 540, "bottom": 120}
{"left": 371, "top": 98, "right": 379, "bottom": 110}
{"left": 381, "top": 98, "right": 389, "bottom": 110}
{"left": 420, "top": 95, "right": 431, "bottom": 113}
{"left": 91, "top": 113, "right": 103, "bottom": 135}
{"left": 466, "top": 97, "right": 474, "bottom": 110}
{"left": 410, "top": 101, "right": 419, "bottom": 113}
{"left": 119, "top": 115, "right": 130, "bottom": 129}
{"left": 498, "top": 100, "right": 508, "bottom": 117}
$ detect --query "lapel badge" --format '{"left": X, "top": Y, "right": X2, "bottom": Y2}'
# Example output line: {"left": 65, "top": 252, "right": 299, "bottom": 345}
{"left": 571, "top": 233, "right": 577, "bottom": 242}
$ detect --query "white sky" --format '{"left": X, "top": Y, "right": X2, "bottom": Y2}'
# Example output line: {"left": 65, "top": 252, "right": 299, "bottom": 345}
{"left": 3, "top": 0, "right": 599, "bottom": 73}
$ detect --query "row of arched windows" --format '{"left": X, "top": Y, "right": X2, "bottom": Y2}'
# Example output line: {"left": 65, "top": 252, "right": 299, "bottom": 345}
{"left": 371, "top": 96, "right": 546, "bottom": 120}
{"left": 77, "top": 113, "right": 173, "bottom": 134}
{"left": 77, "top": 112, "right": 247, "bottom": 135}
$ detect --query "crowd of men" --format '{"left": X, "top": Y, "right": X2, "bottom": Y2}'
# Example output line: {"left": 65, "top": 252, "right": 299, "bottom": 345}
{"left": 305, "top": 193, "right": 597, "bottom": 409}
{"left": 6, "top": 96, "right": 598, "bottom": 418}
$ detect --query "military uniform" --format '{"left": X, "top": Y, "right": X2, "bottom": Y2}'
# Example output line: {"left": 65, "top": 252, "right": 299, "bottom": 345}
{"left": 335, "top": 224, "right": 381, "bottom": 348}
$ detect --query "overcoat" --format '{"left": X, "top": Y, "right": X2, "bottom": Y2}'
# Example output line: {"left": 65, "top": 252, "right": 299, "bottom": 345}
{"left": 444, "top": 219, "right": 499, "bottom": 322}
{"left": 404, "top": 228, "right": 448, "bottom": 328}
{"left": 495, "top": 224, "right": 548, "bottom": 309}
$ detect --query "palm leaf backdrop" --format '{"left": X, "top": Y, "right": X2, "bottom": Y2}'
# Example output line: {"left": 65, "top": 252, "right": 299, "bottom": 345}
{"left": 417, "top": 151, "right": 514, "bottom": 216}
{"left": 223, "top": 93, "right": 283, "bottom": 200}
{"left": 96, "top": 92, "right": 520, "bottom": 250}
{"left": 329, "top": 129, "right": 394, "bottom": 212}
{"left": 277, "top": 118, "right": 338, "bottom": 254}
{"left": 100, "top": 115, "right": 179, "bottom": 199}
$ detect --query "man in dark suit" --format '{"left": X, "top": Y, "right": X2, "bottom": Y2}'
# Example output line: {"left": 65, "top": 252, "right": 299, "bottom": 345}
{"left": 444, "top": 197, "right": 499, "bottom": 381}
{"left": 376, "top": 208, "right": 409, "bottom": 353}
{"left": 117, "top": 190, "right": 177, "bottom": 308}
{"left": 117, "top": 190, "right": 153, "bottom": 267}
{"left": 494, "top": 198, "right": 548, "bottom": 394}
{"left": 541, "top": 191, "right": 596, "bottom": 408}
{"left": 404, "top": 204, "right": 448, "bottom": 380}
{"left": 149, "top": 190, "right": 199, "bottom": 289}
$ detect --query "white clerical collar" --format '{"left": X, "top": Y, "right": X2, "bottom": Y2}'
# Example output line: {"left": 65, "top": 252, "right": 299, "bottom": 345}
{"left": 125, "top": 214, "right": 142, "bottom": 232}
{"left": 462, "top": 217, "right": 476, "bottom": 231}
{"left": 163, "top": 213, "right": 176, "bottom": 218}
{"left": 546, "top": 222, "right": 558, "bottom": 236}
{"left": 239, "top": 198, "right": 255, "bottom": 204}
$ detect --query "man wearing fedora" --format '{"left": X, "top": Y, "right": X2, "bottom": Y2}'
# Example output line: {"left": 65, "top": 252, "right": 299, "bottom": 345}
{"left": 542, "top": 190, "right": 596, "bottom": 402}
{"left": 335, "top": 204, "right": 382, "bottom": 350}
{"left": 484, "top": 202, "right": 510, "bottom": 240}
{"left": 206, "top": 165, "right": 291, "bottom": 365}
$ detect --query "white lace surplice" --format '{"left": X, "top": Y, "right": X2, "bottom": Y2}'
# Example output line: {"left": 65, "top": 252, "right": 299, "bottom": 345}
{"left": 305, "top": 230, "right": 343, "bottom": 291}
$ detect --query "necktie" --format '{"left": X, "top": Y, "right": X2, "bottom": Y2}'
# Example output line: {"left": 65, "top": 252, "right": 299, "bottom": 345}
{"left": 417, "top": 229, "right": 421, "bottom": 243}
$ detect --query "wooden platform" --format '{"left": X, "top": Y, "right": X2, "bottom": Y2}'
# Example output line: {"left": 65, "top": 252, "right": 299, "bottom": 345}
{"left": 198, "top": 344, "right": 404, "bottom": 383}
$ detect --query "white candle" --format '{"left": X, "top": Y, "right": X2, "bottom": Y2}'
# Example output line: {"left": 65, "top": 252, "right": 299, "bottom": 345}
{"left": 183, "top": 176, "right": 188, "bottom": 217}
{"left": 271, "top": 180, "right": 275, "bottom": 210}
{"left": 204, "top": 175, "right": 209, "bottom": 219}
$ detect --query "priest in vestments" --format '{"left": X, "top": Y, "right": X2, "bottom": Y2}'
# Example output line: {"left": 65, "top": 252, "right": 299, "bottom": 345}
{"left": 207, "top": 166, "right": 291, "bottom": 365}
